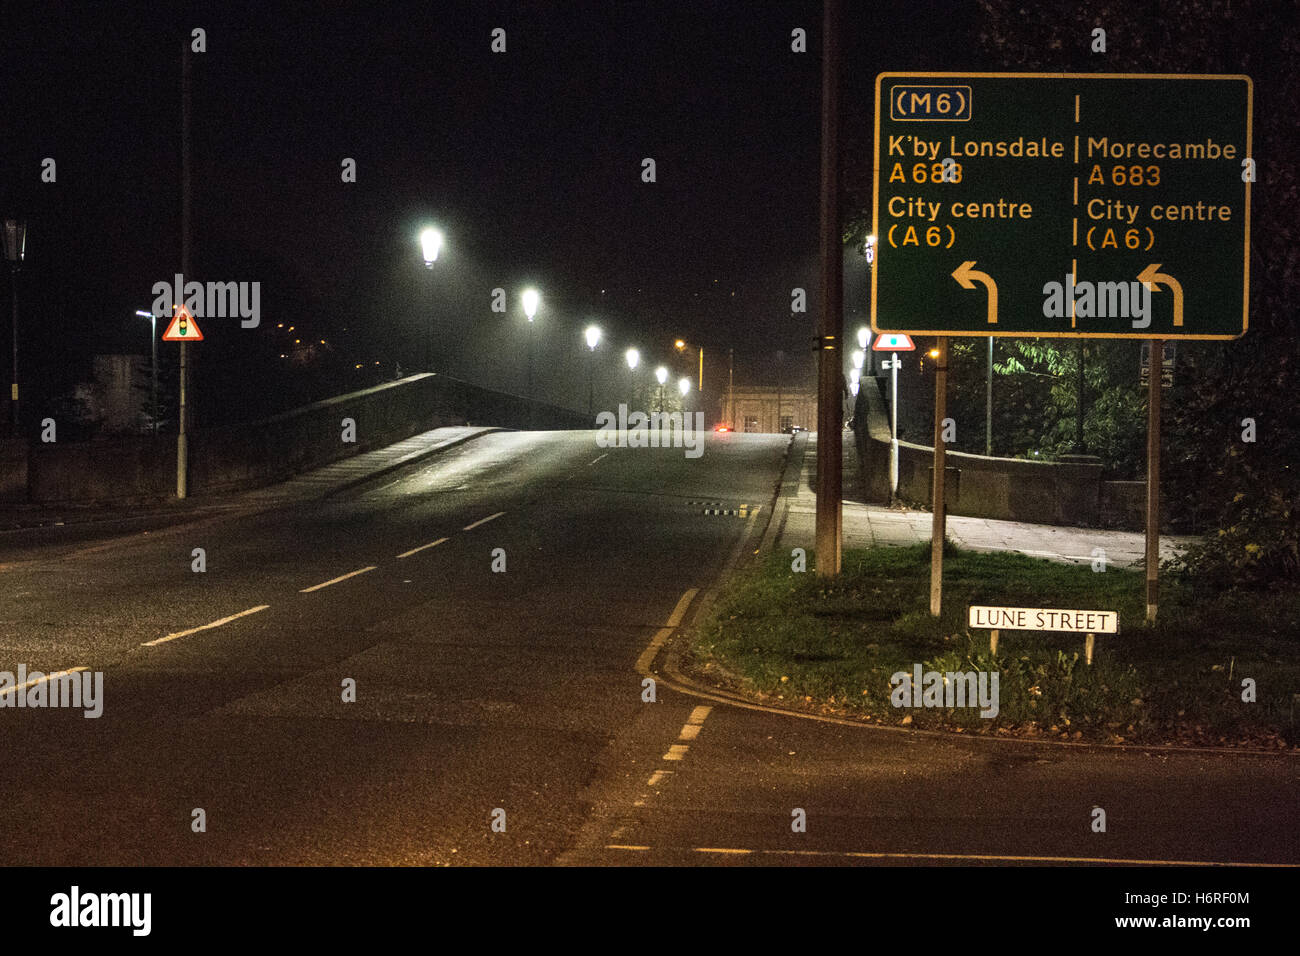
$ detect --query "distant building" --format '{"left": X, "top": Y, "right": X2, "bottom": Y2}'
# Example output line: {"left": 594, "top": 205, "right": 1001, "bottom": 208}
{"left": 721, "top": 385, "right": 816, "bottom": 433}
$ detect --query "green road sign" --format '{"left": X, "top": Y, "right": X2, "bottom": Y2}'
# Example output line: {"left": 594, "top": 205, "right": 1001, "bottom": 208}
{"left": 871, "top": 73, "right": 1252, "bottom": 340}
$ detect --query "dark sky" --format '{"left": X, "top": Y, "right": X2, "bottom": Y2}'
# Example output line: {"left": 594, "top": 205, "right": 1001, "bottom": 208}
{"left": 1, "top": 0, "right": 972, "bottom": 421}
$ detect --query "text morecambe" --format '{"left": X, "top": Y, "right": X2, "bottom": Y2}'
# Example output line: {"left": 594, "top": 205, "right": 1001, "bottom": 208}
{"left": 1087, "top": 137, "right": 1237, "bottom": 160}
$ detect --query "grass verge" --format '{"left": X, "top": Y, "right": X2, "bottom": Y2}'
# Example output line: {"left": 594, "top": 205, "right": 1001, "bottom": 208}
{"left": 687, "top": 543, "right": 1298, "bottom": 749}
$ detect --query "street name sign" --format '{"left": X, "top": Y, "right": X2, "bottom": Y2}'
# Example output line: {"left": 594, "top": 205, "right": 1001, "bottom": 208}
{"left": 872, "top": 73, "right": 1252, "bottom": 339}
{"left": 968, "top": 605, "right": 1119, "bottom": 633}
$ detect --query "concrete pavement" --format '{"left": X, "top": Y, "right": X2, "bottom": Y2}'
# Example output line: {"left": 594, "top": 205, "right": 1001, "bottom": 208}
{"left": 774, "top": 433, "right": 1199, "bottom": 567}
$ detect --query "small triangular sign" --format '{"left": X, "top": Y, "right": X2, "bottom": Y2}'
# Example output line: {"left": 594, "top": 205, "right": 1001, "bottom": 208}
{"left": 162, "top": 305, "right": 203, "bottom": 342}
{"left": 871, "top": 332, "right": 914, "bottom": 352}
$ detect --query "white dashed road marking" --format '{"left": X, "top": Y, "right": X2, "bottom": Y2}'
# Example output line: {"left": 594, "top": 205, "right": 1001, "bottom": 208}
{"left": 299, "top": 566, "right": 377, "bottom": 593}
{"left": 142, "top": 605, "right": 272, "bottom": 646}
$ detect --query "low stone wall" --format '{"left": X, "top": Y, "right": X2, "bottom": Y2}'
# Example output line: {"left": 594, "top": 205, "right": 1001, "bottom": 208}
{"left": 21, "top": 374, "right": 589, "bottom": 504}
{"left": 855, "top": 374, "right": 1139, "bottom": 529}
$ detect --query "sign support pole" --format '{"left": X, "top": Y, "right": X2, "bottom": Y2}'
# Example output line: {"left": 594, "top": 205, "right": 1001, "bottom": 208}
{"left": 930, "top": 337, "right": 948, "bottom": 617}
{"left": 814, "top": 0, "right": 843, "bottom": 577}
{"left": 890, "top": 353, "right": 899, "bottom": 499}
{"left": 177, "top": 38, "right": 191, "bottom": 499}
{"left": 1145, "top": 337, "right": 1162, "bottom": 622}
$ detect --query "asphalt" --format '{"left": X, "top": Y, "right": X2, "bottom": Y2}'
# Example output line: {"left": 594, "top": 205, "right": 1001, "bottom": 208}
{"left": 0, "top": 427, "right": 1294, "bottom": 867}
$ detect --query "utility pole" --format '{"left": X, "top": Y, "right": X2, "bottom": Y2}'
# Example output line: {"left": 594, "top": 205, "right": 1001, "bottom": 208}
{"left": 177, "top": 37, "right": 192, "bottom": 498}
{"left": 814, "top": 0, "right": 844, "bottom": 577}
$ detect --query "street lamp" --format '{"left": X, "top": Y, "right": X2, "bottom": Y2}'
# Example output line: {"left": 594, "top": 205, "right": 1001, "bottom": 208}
{"left": 136, "top": 310, "right": 158, "bottom": 435}
{"left": 3, "top": 220, "right": 26, "bottom": 433}
{"left": 584, "top": 324, "right": 601, "bottom": 417}
{"left": 655, "top": 365, "right": 668, "bottom": 413}
{"left": 522, "top": 288, "right": 540, "bottom": 400}
{"left": 625, "top": 347, "right": 640, "bottom": 371}
{"left": 420, "top": 227, "right": 442, "bottom": 269}
{"left": 852, "top": 349, "right": 865, "bottom": 370}
{"left": 858, "top": 326, "right": 872, "bottom": 375}
{"left": 674, "top": 337, "right": 703, "bottom": 390}
{"left": 418, "top": 226, "right": 443, "bottom": 371}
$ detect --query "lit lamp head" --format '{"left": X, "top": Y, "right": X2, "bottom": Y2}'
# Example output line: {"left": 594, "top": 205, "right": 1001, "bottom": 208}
{"left": 522, "top": 288, "right": 540, "bottom": 322}
{"left": 678, "top": 377, "right": 690, "bottom": 397}
{"left": 655, "top": 366, "right": 668, "bottom": 386}
{"left": 626, "top": 348, "right": 640, "bottom": 371}
{"left": 858, "top": 326, "right": 870, "bottom": 350}
{"left": 419, "top": 227, "right": 443, "bottom": 269}
{"left": 852, "top": 349, "right": 865, "bottom": 370}
{"left": 674, "top": 339, "right": 686, "bottom": 351}
{"left": 585, "top": 325, "right": 601, "bottom": 351}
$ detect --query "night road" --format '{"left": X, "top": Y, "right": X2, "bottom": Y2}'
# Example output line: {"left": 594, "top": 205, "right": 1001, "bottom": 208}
{"left": 1, "top": 430, "right": 1293, "bottom": 868}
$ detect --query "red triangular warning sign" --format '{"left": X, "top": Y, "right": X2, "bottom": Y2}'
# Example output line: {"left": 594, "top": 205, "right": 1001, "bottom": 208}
{"left": 162, "top": 306, "right": 204, "bottom": 342}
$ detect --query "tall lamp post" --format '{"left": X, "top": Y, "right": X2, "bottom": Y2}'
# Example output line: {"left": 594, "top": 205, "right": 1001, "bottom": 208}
{"left": 3, "top": 220, "right": 25, "bottom": 433}
{"left": 419, "top": 227, "right": 443, "bottom": 372}
{"left": 655, "top": 365, "right": 668, "bottom": 414}
{"left": 584, "top": 325, "right": 601, "bottom": 417}
{"left": 674, "top": 338, "right": 703, "bottom": 390}
{"left": 625, "top": 347, "right": 640, "bottom": 408}
{"left": 136, "top": 310, "right": 158, "bottom": 435}
{"left": 522, "top": 288, "right": 540, "bottom": 400}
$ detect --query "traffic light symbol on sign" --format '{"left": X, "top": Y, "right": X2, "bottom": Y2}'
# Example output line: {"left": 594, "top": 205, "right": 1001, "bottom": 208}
{"left": 162, "top": 306, "right": 204, "bottom": 342}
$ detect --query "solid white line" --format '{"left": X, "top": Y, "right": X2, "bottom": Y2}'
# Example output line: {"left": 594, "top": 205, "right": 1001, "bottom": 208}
{"left": 463, "top": 511, "right": 506, "bottom": 531}
{"left": 142, "top": 605, "right": 271, "bottom": 647}
{"left": 396, "top": 537, "right": 449, "bottom": 559}
{"left": 0, "top": 666, "right": 89, "bottom": 696}
{"left": 299, "top": 566, "right": 377, "bottom": 593}
{"left": 589, "top": 453, "right": 608, "bottom": 465}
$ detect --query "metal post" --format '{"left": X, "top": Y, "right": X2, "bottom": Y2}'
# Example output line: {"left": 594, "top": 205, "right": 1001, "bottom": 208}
{"left": 8, "top": 265, "right": 17, "bottom": 432}
{"left": 776, "top": 351, "right": 783, "bottom": 433}
{"left": 727, "top": 347, "right": 734, "bottom": 428}
{"left": 889, "top": 354, "right": 899, "bottom": 498}
{"left": 1145, "top": 338, "right": 1162, "bottom": 622}
{"left": 813, "top": 0, "right": 843, "bottom": 577}
{"left": 587, "top": 349, "right": 594, "bottom": 418}
{"left": 698, "top": 346, "right": 703, "bottom": 391}
{"left": 151, "top": 314, "right": 158, "bottom": 435}
{"left": 177, "top": 38, "right": 191, "bottom": 499}
{"left": 985, "top": 335, "right": 993, "bottom": 456}
{"left": 1075, "top": 339, "right": 1085, "bottom": 453}
{"left": 930, "top": 337, "right": 948, "bottom": 617}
